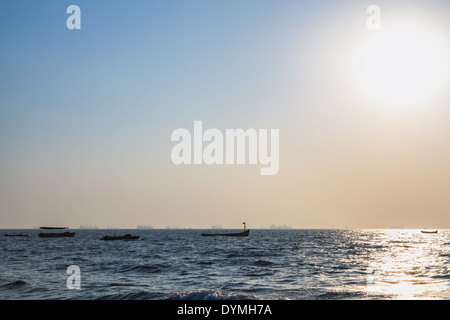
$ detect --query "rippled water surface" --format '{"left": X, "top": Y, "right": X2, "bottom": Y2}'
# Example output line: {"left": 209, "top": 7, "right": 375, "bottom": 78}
{"left": 1, "top": 229, "right": 449, "bottom": 300}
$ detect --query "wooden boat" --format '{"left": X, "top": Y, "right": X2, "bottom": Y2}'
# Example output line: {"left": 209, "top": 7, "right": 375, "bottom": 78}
{"left": 201, "top": 222, "right": 250, "bottom": 237}
{"left": 39, "top": 232, "right": 75, "bottom": 238}
{"left": 39, "top": 227, "right": 69, "bottom": 230}
{"left": 101, "top": 234, "right": 140, "bottom": 241}
{"left": 421, "top": 230, "right": 438, "bottom": 234}
{"left": 201, "top": 229, "right": 250, "bottom": 237}
{"left": 38, "top": 227, "right": 75, "bottom": 238}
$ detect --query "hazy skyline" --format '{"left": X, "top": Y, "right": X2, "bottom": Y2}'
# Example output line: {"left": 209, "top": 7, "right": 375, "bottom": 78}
{"left": 2, "top": 0, "right": 450, "bottom": 229}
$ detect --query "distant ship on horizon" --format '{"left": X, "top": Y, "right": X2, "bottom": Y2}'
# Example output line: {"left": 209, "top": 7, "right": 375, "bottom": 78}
{"left": 269, "top": 224, "right": 293, "bottom": 229}
{"left": 136, "top": 225, "right": 153, "bottom": 229}
{"left": 79, "top": 223, "right": 99, "bottom": 229}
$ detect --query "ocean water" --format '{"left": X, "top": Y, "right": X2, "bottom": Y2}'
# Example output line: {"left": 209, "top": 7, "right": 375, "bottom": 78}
{"left": 1, "top": 229, "right": 450, "bottom": 300}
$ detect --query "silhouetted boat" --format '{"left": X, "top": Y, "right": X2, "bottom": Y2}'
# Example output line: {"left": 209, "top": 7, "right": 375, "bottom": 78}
{"left": 38, "top": 227, "right": 75, "bottom": 238}
{"left": 101, "top": 234, "right": 140, "bottom": 241}
{"left": 201, "top": 222, "right": 250, "bottom": 237}
{"left": 39, "top": 232, "right": 75, "bottom": 238}
{"left": 421, "top": 229, "right": 438, "bottom": 234}
{"left": 4, "top": 234, "right": 28, "bottom": 237}
{"left": 39, "top": 227, "right": 69, "bottom": 230}
{"left": 201, "top": 229, "right": 250, "bottom": 237}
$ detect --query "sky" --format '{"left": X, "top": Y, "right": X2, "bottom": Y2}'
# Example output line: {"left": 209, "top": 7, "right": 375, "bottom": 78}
{"left": 1, "top": 0, "right": 450, "bottom": 229}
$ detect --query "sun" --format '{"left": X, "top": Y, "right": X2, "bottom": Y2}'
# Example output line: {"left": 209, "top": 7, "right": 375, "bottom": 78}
{"left": 350, "top": 19, "right": 449, "bottom": 112}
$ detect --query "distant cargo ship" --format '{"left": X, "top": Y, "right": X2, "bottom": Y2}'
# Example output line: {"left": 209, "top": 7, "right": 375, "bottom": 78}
{"left": 79, "top": 223, "right": 99, "bottom": 229}
{"left": 136, "top": 225, "right": 153, "bottom": 229}
{"left": 269, "top": 224, "right": 293, "bottom": 229}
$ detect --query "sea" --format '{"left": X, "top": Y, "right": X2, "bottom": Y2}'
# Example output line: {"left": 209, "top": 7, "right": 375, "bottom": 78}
{"left": 1, "top": 229, "right": 450, "bottom": 300}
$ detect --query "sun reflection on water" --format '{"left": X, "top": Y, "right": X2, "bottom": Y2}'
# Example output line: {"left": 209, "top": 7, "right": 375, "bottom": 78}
{"left": 362, "top": 229, "right": 450, "bottom": 300}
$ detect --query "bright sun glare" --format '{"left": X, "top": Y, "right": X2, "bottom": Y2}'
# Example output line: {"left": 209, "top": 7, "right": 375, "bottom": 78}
{"left": 351, "top": 19, "right": 449, "bottom": 112}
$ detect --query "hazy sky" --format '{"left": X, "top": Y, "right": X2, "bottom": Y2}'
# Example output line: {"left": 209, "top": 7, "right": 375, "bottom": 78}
{"left": 2, "top": 0, "right": 450, "bottom": 229}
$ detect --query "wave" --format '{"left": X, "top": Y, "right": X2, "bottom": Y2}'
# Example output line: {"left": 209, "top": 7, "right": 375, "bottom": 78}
{"left": 107, "top": 282, "right": 138, "bottom": 287}
{"left": 254, "top": 259, "right": 276, "bottom": 266}
{"left": 431, "top": 274, "right": 450, "bottom": 280}
{"left": 1, "top": 280, "right": 27, "bottom": 288}
{"left": 168, "top": 290, "right": 262, "bottom": 300}
{"left": 119, "top": 264, "right": 169, "bottom": 274}
{"left": 96, "top": 291, "right": 159, "bottom": 300}
{"left": 315, "top": 288, "right": 369, "bottom": 300}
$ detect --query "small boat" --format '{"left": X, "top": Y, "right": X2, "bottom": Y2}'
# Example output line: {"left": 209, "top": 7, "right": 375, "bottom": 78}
{"left": 421, "top": 229, "right": 438, "bottom": 234}
{"left": 39, "top": 232, "right": 75, "bottom": 238}
{"left": 101, "top": 234, "right": 140, "bottom": 241}
{"left": 38, "top": 227, "right": 76, "bottom": 238}
{"left": 201, "top": 222, "right": 250, "bottom": 237}
{"left": 39, "top": 227, "right": 70, "bottom": 230}
{"left": 4, "top": 234, "right": 28, "bottom": 237}
{"left": 201, "top": 229, "right": 250, "bottom": 237}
